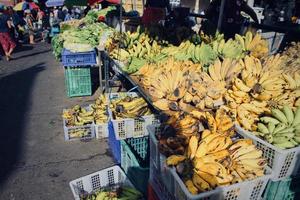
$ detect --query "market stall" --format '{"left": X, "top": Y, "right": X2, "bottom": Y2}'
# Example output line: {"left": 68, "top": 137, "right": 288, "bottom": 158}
{"left": 50, "top": 1, "right": 300, "bottom": 199}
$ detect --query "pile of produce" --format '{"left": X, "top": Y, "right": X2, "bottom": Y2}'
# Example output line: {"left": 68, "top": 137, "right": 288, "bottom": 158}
{"left": 110, "top": 96, "right": 152, "bottom": 119}
{"left": 51, "top": 35, "right": 64, "bottom": 60}
{"left": 81, "top": 185, "right": 142, "bottom": 200}
{"left": 106, "top": 28, "right": 168, "bottom": 73}
{"left": 158, "top": 107, "right": 266, "bottom": 194}
{"left": 60, "top": 23, "right": 114, "bottom": 53}
{"left": 106, "top": 31, "right": 269, "bottom": 74}
{"left": 62, "top": 95, "right": 108, "bottom": 126}
{"left": 281, "top": 42, "right": 300, "bottom": 73}
{"left": 253, "top": 106, "right": 300, "bottom": 149}
{"left": 90, "top": 95, "right": 109, "bottom": 125}
{"left": 83, "top": 6, "right": 117, "bottom": 24}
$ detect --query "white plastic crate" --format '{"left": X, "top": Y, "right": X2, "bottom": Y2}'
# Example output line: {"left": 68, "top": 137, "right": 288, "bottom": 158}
{"left": 69, "top": 165, "right": 133, "bottom": 200}
{"left": 171, "top": 167, "right": 272, "bottom": 200}
{"left": 149, "top": 158, "right": 176, "bottom": 200}
{"left": 148, "top": 125, "right": 174, "bottom": 193}
{"left": 261, "top": 32, "right": 285, "bottom": 55}
{"left": 63, "top": 107, "right": 95, "bottom": 141}
{"left": 109, "top": 92, "right": 160, "bottom": 140}
{"left": 94, "top": 123, "right": 109, "bottom": 139}
{"left": 148, "top": 125, "right": 272, "bottom": 200}
{"left": 236, "top": 125, "right": 300, "bottom": 181}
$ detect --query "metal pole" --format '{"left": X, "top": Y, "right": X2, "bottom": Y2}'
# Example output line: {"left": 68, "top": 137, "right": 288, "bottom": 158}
{"left": 119, "top": 0, "right": 123, "bottom": 33}
{"left": 217, "top": 0, "right": 226, "bottom": 31}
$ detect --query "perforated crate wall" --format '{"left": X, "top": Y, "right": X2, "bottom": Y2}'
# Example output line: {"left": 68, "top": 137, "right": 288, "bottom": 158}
{"left": 64, "top": 67, "right": 92, "bottom": 98}
{"left": 69, "top": 166, "right": 133, "bottom": 200}
{"left": 108, "top": 92, "right": 160, "bottom": 140}
{"left": 94, "top": 123, "right": 108, "bottom": 139}
{"left": 62, "top": 49, "right": 97, "bottom": 67}
{"left": 236, "top": 125, "right": 300, "bottom": 181}
{"left": 148, "top": 125, "right": 272, "bottom": 200}
{"left": 63, "top": 119, "right": 95, "bottom": 141}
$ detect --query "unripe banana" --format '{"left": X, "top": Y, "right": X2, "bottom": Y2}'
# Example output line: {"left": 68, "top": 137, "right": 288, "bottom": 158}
{"left": 292, "top": 107, "right": 300, "bottom": 126}
{"left": 272, "top": 109, "right": 288, "bottom": 124}
{"left": 260, "top": 117, "right": 280, "bottom": 125}
{"left": 273, "top": 123, "right": 287, "bottom": 135}
{"left": 257, "top": 123, "right": 269, "bottom": 134}
{"left": 268, "top": 122, "right": 276, "bottom": 134}
{"left": 283, "top": 105, "right": 294, "bottom": 125}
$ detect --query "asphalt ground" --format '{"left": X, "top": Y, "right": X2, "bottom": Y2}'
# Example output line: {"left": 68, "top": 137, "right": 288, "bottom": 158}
{"left": 0, "top": 43, "right": 114, "bottom": 200}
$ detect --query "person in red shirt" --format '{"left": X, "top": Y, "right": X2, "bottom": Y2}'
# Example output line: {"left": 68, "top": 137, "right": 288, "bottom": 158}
{"left": 0, "top": 7, "right": 16, "bottom": 61}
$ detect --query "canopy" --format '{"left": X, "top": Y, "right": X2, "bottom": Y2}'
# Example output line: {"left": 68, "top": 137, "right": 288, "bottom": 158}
{"left": 46, "top": 0, "right": 65, "bottom": 7}
{"left": 14, "top": 1, "right": 39, "bottom": 11}
{"left": 1, "top": 0, "right": 14, "bottom": 7}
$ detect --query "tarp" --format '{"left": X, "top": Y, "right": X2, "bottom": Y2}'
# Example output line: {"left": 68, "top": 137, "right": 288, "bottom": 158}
{"left": 46, "top": 0, "right": 65, "bottom": 7}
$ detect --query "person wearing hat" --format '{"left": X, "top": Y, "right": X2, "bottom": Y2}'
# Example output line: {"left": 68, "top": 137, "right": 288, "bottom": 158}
{"left": 24, "top": 9, "right": 35, "bottom": 44}
{"left": 0, "top": 7, "right": 16, "bottom": 61}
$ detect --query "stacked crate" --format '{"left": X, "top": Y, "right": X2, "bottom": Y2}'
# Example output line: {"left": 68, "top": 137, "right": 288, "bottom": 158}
{"left": 61, "top": 49, "right": 97, "bottom": 97}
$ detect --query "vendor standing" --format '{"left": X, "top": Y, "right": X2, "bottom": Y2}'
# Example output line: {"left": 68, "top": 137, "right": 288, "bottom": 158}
{"left": 205, "top": 0, "right": 259, "bottom": 38}
{"left": 142, "top": 0, "right": 170, "bottom": 25}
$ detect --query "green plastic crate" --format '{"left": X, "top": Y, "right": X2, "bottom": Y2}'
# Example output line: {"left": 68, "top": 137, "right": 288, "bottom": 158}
{"left": 264, "top": 177, "right": 292, "bottom": 200}
{"left": 121, "top": 136, "right": 149, "bottom": 196}
{"left": 64, "top": 67, "right": 92, "bottom": 97}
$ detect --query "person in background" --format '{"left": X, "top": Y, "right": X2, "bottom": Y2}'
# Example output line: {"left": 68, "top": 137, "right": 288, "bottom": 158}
{"left": 57, "top": 7, "right": 65, "bottom": 22}
{"left": 84, "top": 6, "right": 91, "bottom": 16}
{"left": 24, "top": 9, "right": 35, "bottom": 44}
{"left": 64, "top": 10, "right": 73, "bottom": 21}
{"left": 37, "top": 8, "right": 45, "bottom": 30}
{"left": 53, "top": 7, "right": 58, "bottom": 19}
{"left": 0, "top": 7, "right": 16, "bottom": 61}
{"left": 205, "top": 0, "right": 259, "bottom": 39}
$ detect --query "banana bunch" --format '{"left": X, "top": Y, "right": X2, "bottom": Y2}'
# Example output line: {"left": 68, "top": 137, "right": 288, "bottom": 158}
{"left": 235, "top": 101, "right": 270, "bottom": 131}
{"left": 253, "top": 106, "right": 300, "bottom": 149}
{"left": 81, "top": 186, "right": 143, "bottom": 200}
{"left": 90, "top": 95, "right": 108, "bottom": 124}
{"left": 271, "top": 89, "right": 300, "bottom": 108}
{"left": 62, "top": 105, "right": 94, "bottom": 127}
{"left": 229, "top": 139, "right": 266, "bottom": 181}
{"left": 163, "top": 41, "right": 218, "bottom": 65}
{"left": 166, "top": 131, "right": 266, "bottom": 194}
{"left": 234, "top": 55, "right": 285, "bottom": 101}
{"left": 215, "top": 38, "right": 244, "bottom": 59}
{"left": 235, "top": 32, "right": 269, "bottom": 58}
{"left": 69, "top": 128, "right": 90, "bottom": 138}
{"left": 281, "top": 42, "right": 300, "bottom": 74}
{"left": 111, "top": 96, "right": 151, "bottom": 119}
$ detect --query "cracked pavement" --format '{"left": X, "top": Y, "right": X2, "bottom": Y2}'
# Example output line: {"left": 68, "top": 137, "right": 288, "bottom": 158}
{"left": 0, "top": 43, "right": 114, "bottom": 199}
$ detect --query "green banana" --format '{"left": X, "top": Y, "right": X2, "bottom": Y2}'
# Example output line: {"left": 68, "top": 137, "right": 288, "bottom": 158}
{"left": 294, "top": 136, "right": 300, "bottom": 143}
{"left": 260, "top": 117, "right": 280, "bottom": 125}
{"left": 276, "top": 127, "right": 295, "bottom": 135}
{"left": 272, "top": 109, "right": 288, "bottom": 124}
{"left": 273, "top": 141, "right": 296, "bottom": 149}
{"left": 290, "top": 139, "right": 298, "bottom": 146}
{"left": 292, "top": 107, "right": 300, "bottom": 126}
{"left": 283, "top": 105, "right": 294, "bottom": 125}
{"left": 257, "top": 123, "right": 269, "bottom": 134}
{"left": 268, "top": 122, "right": 276, "bottom": 134}
{"left": 273, "top": 123, "right": 287, "bottom": 134}
{"left": 273, "top": 136, "right": 288, "bottom": 144}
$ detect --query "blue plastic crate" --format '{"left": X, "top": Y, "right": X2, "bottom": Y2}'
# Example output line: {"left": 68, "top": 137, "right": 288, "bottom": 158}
{"left": 108, "top": 121, "right": 121, "bottom": 164}
{"left": 61, "top": 49, "right": 97, "bottom": 67}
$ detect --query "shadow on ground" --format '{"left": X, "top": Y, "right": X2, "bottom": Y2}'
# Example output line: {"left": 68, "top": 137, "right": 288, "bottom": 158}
{"left": 0, "top": 63, "right": 45, "bottom": 187}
